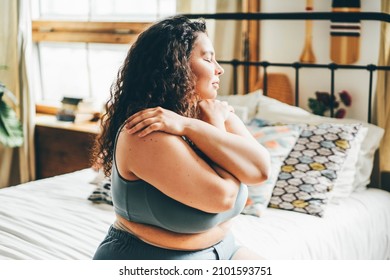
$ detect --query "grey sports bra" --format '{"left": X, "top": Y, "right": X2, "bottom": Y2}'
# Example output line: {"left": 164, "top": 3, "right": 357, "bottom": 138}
{"left": 111, "top": 125, "right": 248, "bottom": 234}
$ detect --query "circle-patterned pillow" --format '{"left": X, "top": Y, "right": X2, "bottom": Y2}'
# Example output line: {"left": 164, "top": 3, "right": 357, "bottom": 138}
{"left": 269, "top": 123, "right": 361, "bottom": 217}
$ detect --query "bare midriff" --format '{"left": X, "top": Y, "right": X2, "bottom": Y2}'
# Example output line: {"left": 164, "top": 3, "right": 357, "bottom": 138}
{"left": 114, "top": 214, "right": 232, "bottom": 251}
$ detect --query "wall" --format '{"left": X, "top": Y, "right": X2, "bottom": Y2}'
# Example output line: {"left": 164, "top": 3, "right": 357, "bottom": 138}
{"left": 261, "top": 0, "right": 381, "bottom": 121}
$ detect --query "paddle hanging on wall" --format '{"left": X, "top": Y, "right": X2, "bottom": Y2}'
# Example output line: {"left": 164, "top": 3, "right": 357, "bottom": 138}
{"left": 300, "top": 0, "right": 316, "bottom": 63}
{"left": 330, "top": 0, "right": 361, "bottom": 64}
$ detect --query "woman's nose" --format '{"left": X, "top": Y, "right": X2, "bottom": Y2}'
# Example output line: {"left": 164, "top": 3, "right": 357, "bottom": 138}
{"left": 215, "top": 62, "right": 224, "bottom": 75}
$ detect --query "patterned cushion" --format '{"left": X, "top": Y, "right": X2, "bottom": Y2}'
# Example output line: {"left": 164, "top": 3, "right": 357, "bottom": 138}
{"left": 242, "top": 124, "right": 302, "bottom": 216}
{"left": 88, "top": 179, "right": 113, "bottom": 205}
{"left": 269, "top": 123, "right": 361, "bottom": 217}
{"left": 255, "top": 94, "right": 384, "bottom": 191}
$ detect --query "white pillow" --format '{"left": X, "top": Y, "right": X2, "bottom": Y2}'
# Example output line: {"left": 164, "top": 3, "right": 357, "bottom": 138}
{"left": 255, "top": 95, "right": 384, "bottom": 192}
{"left": 217, "top": 90, "right": 262, "bottom": 121}
{"left": 330, "top": 126, "right": 367, "bottom": 201}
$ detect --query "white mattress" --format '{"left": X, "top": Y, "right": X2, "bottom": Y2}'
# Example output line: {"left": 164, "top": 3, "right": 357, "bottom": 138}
{"left": 232, "top": 188, "right": 390, "bottom": 259}
{"left": 0, "top": 169, "right": 389, "bottom": 260}
{"left": 0, "top": 169, "right": 115, "bottom": 260}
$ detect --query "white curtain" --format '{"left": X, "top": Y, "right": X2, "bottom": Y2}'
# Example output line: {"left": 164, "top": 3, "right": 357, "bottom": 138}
{"left": 177, "top": 0, "right": 244, "bottom": 95}
{"left": 0, "top": 0, "right": 35, "bottom": 187}
{"left": 376, "top": 0, "right": 390, "bottom": 179}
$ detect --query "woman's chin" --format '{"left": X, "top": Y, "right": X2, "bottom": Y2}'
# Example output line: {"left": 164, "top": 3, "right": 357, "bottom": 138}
{"left": 199, "top": 91, "right": 218, "bottom": 100}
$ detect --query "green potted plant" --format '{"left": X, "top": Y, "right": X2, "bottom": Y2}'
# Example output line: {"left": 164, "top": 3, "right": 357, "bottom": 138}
{"left": 0, "top": 82, "right": 23, "bottom": 148}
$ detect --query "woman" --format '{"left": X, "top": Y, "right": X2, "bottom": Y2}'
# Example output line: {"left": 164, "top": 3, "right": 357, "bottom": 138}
{"left": 93, "top": 15, "right": 270, "bottom": 260}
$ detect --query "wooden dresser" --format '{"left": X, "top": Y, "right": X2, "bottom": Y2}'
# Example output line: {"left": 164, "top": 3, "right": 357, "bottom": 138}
{"left": 35, "top": 114, "right": 100, "bottom": 179}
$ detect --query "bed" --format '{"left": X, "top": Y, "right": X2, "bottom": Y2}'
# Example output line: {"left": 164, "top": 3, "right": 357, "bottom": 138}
{"left": 1, "top": 166, "right": 389, "bottom": 260}
{"left": 1, "top": 11, "right": 390, "bottom": 260}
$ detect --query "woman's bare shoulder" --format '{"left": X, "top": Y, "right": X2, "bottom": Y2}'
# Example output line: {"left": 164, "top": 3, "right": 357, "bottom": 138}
{"left": 115, "top": 130, "right": 187, "bottom": 180}
{"left": 118, "top": 129, "right": 186, "bottom": 151}
{"left": 116, "top": 129, "right": 188, "bottom": 163}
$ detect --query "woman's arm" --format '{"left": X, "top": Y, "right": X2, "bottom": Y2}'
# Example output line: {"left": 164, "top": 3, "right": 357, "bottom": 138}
{"left": 183, "top": 116, "right": 270, "bottom": 185}
{"left": 194, "top": 99, "right": 270, "bottom": 185}
{"left": 125, "top": 104, "right": 270, "bottom": 185}
{"left": 116, "top": 129, "right": 240, "bottom": 213}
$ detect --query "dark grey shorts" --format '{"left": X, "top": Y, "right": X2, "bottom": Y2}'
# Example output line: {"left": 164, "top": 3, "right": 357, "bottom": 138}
{"left": 93, "top": 225, "right": 239, "bottom": 260}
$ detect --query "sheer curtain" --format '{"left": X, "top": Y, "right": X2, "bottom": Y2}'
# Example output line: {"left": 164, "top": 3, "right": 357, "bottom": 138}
{"left": 177, "top": 0, "right": 244, "bottom": 95}
{"left": 376, "top": 0, "right": 390, "bottom": 181}
{"left": 0, "top": 0, "right": 35, "bottom": 187}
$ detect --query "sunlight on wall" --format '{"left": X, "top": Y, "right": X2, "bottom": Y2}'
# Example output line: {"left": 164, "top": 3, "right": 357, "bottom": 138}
{"left": 261, "top": 0, "right": 381, "bottom": 122}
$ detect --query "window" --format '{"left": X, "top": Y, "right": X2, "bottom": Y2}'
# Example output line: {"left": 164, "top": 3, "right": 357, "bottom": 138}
{"left": 32, "top": 0, "right": 176, "bottom": 110}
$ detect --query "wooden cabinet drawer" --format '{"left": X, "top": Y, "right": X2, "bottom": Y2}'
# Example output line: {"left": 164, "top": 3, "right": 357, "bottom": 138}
{"left": 35, "top": 125, "right": 97, "bottom": 179}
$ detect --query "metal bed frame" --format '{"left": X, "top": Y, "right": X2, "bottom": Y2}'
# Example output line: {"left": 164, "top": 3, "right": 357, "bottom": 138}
{"left": 184, "top": 12, "right": 390, "bottom": 123}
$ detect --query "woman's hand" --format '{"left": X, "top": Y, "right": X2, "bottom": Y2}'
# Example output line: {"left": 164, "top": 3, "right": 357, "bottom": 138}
{"left": 198, "top": 99, "right": 234, "bottom": 129}
{"left": 125, "top": 107, "right": 189, "bottom": 137}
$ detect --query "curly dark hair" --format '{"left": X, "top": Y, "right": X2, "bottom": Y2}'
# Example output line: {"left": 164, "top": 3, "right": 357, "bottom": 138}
{"left": 93, "top": 15, "right": 207, "bottom": 177}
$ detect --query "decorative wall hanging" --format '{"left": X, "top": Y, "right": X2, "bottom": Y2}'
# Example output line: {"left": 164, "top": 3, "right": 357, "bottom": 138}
{"left": 300, "top": 0, "right": 316, "bottom": 63}
{"left": 330, "top": 0, "right": 361, "bottom": 64}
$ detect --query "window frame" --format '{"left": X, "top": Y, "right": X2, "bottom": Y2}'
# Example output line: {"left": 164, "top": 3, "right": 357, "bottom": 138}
{"left": 32, "top": 20, "right": 152, "bottom": 44}
{"left": 32, "top": 20, "right": 151, "bottom": 114}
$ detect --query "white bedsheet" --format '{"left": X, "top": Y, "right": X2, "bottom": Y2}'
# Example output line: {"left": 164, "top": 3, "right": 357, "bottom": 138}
{"left": 232, "top": 189, "right": 390, "bottom": 259}
{"left": 0, "top": 169, "right": 389, "bottom": 260}
{"left": 0, "top": 169, "right": 115, "bottom": 260}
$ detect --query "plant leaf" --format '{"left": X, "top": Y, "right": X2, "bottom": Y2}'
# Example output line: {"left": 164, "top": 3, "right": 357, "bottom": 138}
{"left": 308, "top": 98, "right": 327, "bottom": 116}
{"left": 0, "top": 100, "right": 23, "bottom": 148}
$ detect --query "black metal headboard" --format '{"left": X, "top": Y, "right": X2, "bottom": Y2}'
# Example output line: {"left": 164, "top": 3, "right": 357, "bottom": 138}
{"left": 183, "top": 11, "right": 390, "bottom": 187}
{"left": 183, "top": 12, "right": 390, "bottom": 123}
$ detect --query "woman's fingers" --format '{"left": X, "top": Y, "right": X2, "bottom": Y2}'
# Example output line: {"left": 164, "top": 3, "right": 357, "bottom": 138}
{"left": 124, "top": 107, "right": 171, "bottom": 137}
{"left": 124, "top": 106, "right": 186, "bottom": 137}
{"left": 200, "top": 99, "right": 233, "bottom": 122}
{"left": 127, "top": 118, "right": 165, "bottom": 137}
{"left": 125, "top": 108, "right": 161, "bottom": 129}
{"left": 126, "top": 117, "right": 159, "bottom": 134}
{"left": 137, "top": 122, "right": 162, "bottom": 137}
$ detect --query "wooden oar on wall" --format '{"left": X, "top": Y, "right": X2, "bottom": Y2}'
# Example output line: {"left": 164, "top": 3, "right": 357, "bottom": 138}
{"left": 300, "top": 0, "right": 316, "bottom": 63}
{"left": 330, "top": 0, "right": 361, "bottom": 64}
